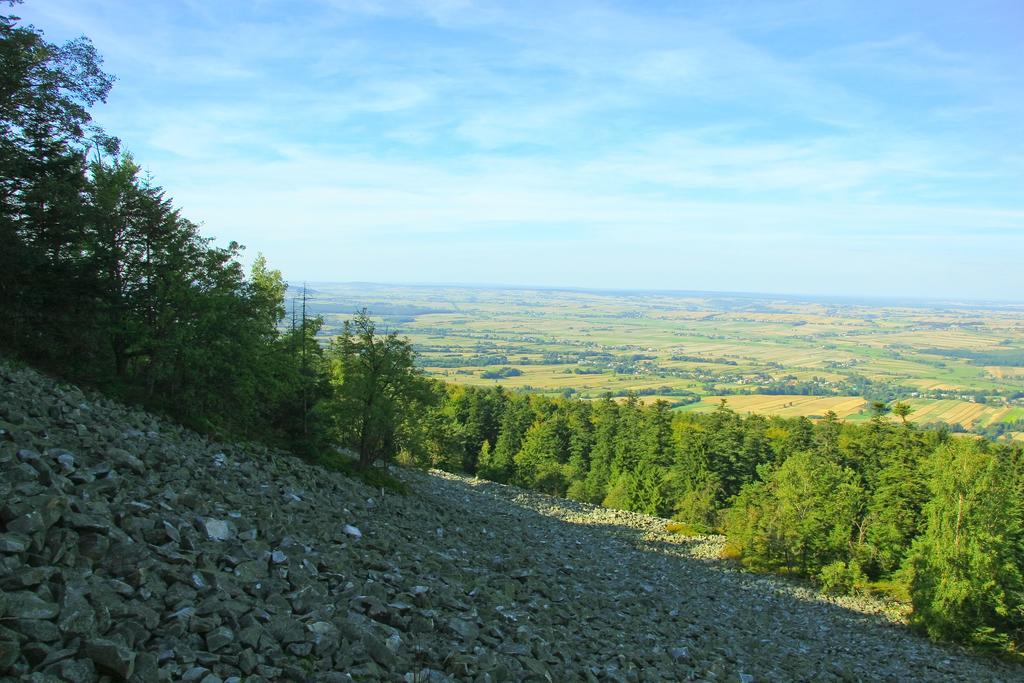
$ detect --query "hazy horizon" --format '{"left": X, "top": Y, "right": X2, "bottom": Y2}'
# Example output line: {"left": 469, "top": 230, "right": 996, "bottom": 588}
{"left": 291, "top": 280, "right": 1024, "bottom": 308}
{"left": 18, "top": 0, "right": 1024, "bottom": 300}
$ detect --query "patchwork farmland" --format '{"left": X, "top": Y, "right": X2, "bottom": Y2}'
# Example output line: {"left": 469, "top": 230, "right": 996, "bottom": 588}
{"left": 299, "top": 283, "right": 1024, "bottom": 434}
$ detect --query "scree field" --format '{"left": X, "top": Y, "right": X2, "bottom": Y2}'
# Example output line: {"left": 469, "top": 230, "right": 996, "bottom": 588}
{"left": 300, "top": 283, "right": 1024, "bottom": 436}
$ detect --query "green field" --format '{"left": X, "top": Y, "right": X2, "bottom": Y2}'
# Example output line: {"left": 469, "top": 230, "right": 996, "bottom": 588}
{"left": 300, "top": 283, "right": 1024, "bottom": 430}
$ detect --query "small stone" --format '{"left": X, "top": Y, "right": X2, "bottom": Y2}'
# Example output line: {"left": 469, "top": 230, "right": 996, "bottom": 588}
{"left": 670, "top": 647, "right": 689, "bottom": 662}
{"left": 182, "top": 666, "right": 211, "bottom": 682}
{"left": 202, "top": 518, "right": 235, "bottom": 542}
{"left": 108, "top": 448, "right": 145, "bottom": 474}
{"left": 270, "top": 550, "right": 287, "bottom": 564}
{"left": 448, "top": 617, "right": 479, "bottom": 642}
{"left": 0, "top": 534, "right": 28, "bottom": 553}
{"left": 267, "top": 616, "right": 305, "bottom": 645}
{"left": 129, "top": 651, "right": 158, "bottom": 683}
{"left": 238, "top": 648, "right": 258, "bottom": 675}
{"left": 343, "top": 524, "right": 362, "bottom": 539}
{"left": 57, "top": 658, "right": 97, "bottom": 683}
{"left": 55, "top": 451, "right": 76, "bottom": 472}
{"left": 364, "top": 633, "right": 396, "bottom": 668}
{"left": 0, "top": 640, "right": 19, "bottom": 671}
{"left": 163, "top": 521, "right": 180, "bottom": 543}
{"left": 8, "top": 592, "right": 59, "bottom": 619}
{"left": 12, "top": 618, "right": 61, "bottom": 641}
{"left": 205, "top": 625, "right": 235, "bottom": 653}
{"left": 84, "top": 638, "right": 136, "bottom": 679}
{"left": 8, "top": 511, "right": 45, "bottom": 535}
{"left": 234, "top": 560, "right": 267, "bottom": 582}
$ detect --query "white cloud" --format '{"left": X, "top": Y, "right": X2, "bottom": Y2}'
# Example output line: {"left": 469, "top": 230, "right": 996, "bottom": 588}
{"left": 14, "top": 0, "right": 1023, "bottom": 299}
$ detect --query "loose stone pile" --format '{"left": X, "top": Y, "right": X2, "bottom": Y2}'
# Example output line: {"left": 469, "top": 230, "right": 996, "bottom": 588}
{"left": 1, "top": 359, "right": 1020, "bottom": 681}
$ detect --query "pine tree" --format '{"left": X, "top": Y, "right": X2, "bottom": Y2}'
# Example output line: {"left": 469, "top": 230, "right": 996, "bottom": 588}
{"left": 906, "top": 439, "right": 1024, "bottom": 649}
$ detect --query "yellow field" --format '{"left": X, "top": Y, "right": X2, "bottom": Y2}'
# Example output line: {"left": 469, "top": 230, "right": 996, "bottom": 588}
{"left": 899, "top": 399, "right": 982, "bottom": 427}
{"left": 426, "top": 364, "right": 695, "bottom": 396}
{"left": 684, "top": 395, "right": 868, "bottom": 419}
{"left": 681, "top": 395, "right": 1012, "bottom": 428}
{"left": 986, "top": 366, "right": 1024, "bottom": 379}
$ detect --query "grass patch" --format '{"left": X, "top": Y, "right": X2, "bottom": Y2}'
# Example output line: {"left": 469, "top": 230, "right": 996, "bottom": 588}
{"left": 317, "top": 451, "right": 411, "bottom": 495}
{"left": 861, "top": 578, "right": 911, "bottom": 603}
{"left": 665, "top": 521, "right": 702, "bottom": 535}
{"left": 719, "top": 542, "right": 743, "bottom": 563}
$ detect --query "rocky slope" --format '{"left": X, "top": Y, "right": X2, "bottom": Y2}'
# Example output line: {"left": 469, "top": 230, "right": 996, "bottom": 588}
{"left": 0, "top": 359, "right": 1021, "bottom": 682}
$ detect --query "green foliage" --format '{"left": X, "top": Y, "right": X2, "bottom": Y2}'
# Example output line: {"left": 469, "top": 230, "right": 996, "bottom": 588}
{"left": 321, "top": 310, "right": 436, "bottom": 468}
{"left": 725, "top": 451, "right": 864, "bottom": 576}
{"left": 513, "top": 415, "right": 569, "bottom": 495}
{"left": 601, "top": 475, "right": 631, "bottom": 510}
{"left": 480, "top": 366, "right": 522, "bottom": 379}
{"left": 0, "top": 11, "right": 328, "bottom": 450}
{"left": 670, "top": 472, "right": 722, "bottom": 533}
{"left": 860, "top": 430, "right": 929, "bottom": 576}
{"left": 905, "top": 439, "right": 1024, "bottom": 650}
{"left": 1, "top": 7, "right": 114, "bottom": 361}
{"left": 818, "top": 560, "right": 866, "bottom": 596}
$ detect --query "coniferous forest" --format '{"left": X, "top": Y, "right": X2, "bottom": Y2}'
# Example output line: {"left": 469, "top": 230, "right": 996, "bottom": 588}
{"left": 2, "top": 4, "right": 1022, "bottom": 657}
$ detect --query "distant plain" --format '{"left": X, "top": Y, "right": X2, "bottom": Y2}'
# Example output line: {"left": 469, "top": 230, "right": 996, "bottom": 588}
{"left": 299, "top": 283, "right": 1024, "bottom": 437}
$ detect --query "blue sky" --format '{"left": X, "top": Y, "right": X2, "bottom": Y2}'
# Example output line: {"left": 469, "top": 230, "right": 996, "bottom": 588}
{"left": 17, "top": 0, "right": 1024, "bottom": 300}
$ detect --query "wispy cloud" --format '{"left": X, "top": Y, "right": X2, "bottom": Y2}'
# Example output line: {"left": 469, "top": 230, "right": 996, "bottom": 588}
{"left": 15, "top": 0, "right": 1024, "bottom": 299}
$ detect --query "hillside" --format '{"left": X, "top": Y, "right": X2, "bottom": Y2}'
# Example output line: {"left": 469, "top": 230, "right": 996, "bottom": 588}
{"left": 1, "top": 360, "right": 1020, "bottom": 681}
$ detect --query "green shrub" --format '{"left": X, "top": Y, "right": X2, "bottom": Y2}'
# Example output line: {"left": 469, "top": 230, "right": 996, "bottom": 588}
{"left": 818, "top": 560, "right": 865, "bottom": 596}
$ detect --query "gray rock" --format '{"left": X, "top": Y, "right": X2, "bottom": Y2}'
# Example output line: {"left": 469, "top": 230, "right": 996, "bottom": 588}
{"left": 202, "top": 518, "right": 236, "bottom": 541}
{"left": 11, "top": 618, "right": 60, "bottom": 642}
{"left": 55, "top": 451, "right": 77, "bottom": 472}
{"left": 205, "top": 625, "right": 235, "bottom": 652}
{"left": 55, "top": 658, "right": 97, "bottom": 683}
{"left": 0, "top": 534, "right": 28, "bottom": 553}
{"left": 238, "top": 647, "right": 258, "bottom": 674}
{"left": 447, "top": 617, "right": 479, "bottom": 642}
{"left": 267, "top": 616, "right": 305, "bottom": 645}
{"left": 84, "top": 638, "right": 136, "bottom": 679}
{"left": 58, "top": 594, "right": 96, "bottom": 637}
{"left": 128, "top": 651, "right": 158, "bottom": 683}
{"left": 7, "top": 592, "right": 59, "bottom": 620}
{"left": 0, "top": 639, "right": 20, "bottom": 672}
{"left": 364, "top": 633, "right": 396, "bottom": 668}
{"left": 8, "top": 511, "right": 45, "bottom": 535}
{"left": 108, "top": 448, "right": 145, "bottom": 474}
{"left": 182, "top": 666, "right": 211, "bottom": 682}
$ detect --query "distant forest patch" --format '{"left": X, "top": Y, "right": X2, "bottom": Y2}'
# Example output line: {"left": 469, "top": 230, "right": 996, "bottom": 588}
{"left": 921, "top": 348, "right": 1024, "bottom": 367}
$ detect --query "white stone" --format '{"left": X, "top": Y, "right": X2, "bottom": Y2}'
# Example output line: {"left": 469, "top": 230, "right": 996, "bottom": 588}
{"left": 203, "top": 518, "right": 235, "bottom": 541}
